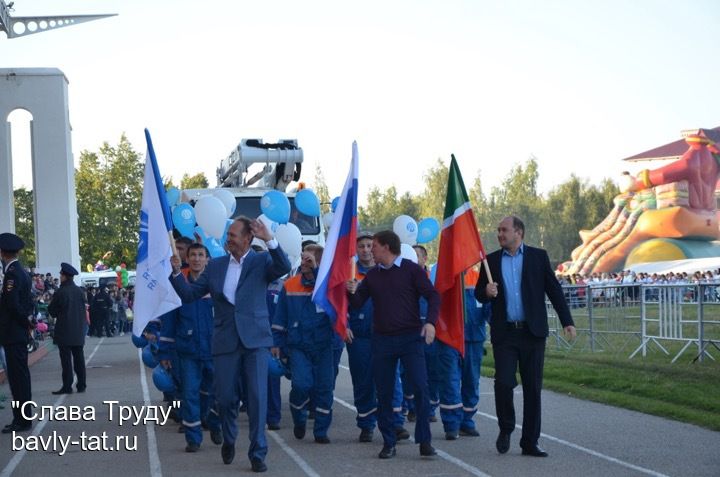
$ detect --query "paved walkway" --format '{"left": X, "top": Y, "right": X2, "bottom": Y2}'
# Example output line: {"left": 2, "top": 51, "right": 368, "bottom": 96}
{"left": 0, "top": 336, "right": 717, "bottom": 476}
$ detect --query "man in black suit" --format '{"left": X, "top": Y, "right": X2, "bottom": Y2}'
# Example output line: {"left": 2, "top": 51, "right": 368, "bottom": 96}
{"left": 475, "top": 216, "right": 576, "bottom": 457}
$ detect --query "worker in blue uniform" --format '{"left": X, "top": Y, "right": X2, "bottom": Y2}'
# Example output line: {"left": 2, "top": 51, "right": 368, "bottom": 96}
{"left": 272, "top": 244, "right": 335, "bottom": 443}
{"left": 158, "top": 243, "right": 222, "bottom": 452}
{"left": 436, "top": 266, "right": 488, "bottom": 439}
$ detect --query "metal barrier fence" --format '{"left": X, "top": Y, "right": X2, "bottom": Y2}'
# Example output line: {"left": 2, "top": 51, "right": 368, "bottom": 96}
{"left": 545, "top": 283, "right": 720, "bottom": 362}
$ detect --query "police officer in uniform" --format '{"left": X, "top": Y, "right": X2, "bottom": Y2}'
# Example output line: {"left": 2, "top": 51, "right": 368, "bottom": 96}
{"left": 48, "top": 263, "right": 87, "bottom": 394}
{"left": 0, "top": 233, "right": 34, "bottom": 433}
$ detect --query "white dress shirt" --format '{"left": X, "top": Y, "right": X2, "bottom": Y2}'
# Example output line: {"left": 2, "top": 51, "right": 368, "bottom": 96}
{"left": 222, "top": 239, "right": 278, "bottom": 305}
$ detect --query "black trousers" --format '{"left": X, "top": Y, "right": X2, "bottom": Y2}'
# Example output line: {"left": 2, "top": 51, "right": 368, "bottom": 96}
{"left": 492, "top": 327, "right": 545, "bottom": 449}
{"left": 58, "top": 345, "right": 86, "bottom": 391}
{"left": 4, "top": 343, "right": 32, "bottom": 426}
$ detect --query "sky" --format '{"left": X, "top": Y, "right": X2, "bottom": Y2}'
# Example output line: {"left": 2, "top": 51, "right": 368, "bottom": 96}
{"left": 2, "top": 0, "right": 719, "bottom": 204}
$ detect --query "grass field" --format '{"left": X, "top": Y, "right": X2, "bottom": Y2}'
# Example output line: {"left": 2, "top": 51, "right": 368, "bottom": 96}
{"left": 480, "top": 292, "right": 720, "bottom": 431}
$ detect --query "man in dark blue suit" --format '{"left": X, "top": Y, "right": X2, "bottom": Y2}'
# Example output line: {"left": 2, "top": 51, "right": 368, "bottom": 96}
{"left": 475, "top": 216, "right": 575, "bottom": 458}
{"left": 171, "top": 216, "right": 290, "bottom": 473}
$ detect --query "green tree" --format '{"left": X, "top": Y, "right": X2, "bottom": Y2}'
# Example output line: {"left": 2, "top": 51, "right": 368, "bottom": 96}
{"left": 541, "top": 175, "right": 621, "bottom": 265}
{"left": 76, "top": 134, "right": 143, "bottom": 269}
{"left": 486, "top": 156, "right": 543, "bottom": 247}
{"left": 310, "top": 164, "right": 331, "bottom": 214}
{"left": 14, "top": 187, "right": 35, "bottom": 267}
{"left": 180, "top": 172, "right": 209, "bottom": 189}
{"left": 358, "top": 185, "right": 419, "bottom": 232}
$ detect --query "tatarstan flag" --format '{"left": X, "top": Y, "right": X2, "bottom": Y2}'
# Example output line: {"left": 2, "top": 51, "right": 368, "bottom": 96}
{"left": 434, "top": 155, "right": 485, "bottom": 355}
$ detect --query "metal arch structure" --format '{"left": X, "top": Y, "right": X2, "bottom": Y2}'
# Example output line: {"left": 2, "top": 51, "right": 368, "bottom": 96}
{"left": 0, "top": 0, "right": 115, "bottom": 39}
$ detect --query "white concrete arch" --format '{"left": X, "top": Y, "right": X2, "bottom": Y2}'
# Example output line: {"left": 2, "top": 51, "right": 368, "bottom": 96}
{"left": 0, "top": 68, "right": 80, "bottom": 274}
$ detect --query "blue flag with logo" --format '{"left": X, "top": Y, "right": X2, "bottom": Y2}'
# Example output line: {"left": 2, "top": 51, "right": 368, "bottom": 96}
{"left": 133, "top": 129, "right": 181, "bottom": 337}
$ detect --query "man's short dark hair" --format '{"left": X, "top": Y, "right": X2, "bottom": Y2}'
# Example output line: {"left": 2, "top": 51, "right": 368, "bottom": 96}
{"left": 302, "top": 240, "right": 317, "bottom": 251}
{"left": 510, "top": 216, "right": 525, "bottom": 238}
{"left": 234, "top": 216, "right": 253, "bottom": 236}
{"left": 175, "top": 236, "right": 193, "bottom": 247}
{"left": 373, "top": 230, "right": 401, "bottom": 255}
{"left": 412, "top": 245, "right": 427, "bottom": 257}
{"left": 304, "top": 244, "right": 324, "bottom": 263}
{"left": 188, "top": 242, "right": 209, "bottom": 257}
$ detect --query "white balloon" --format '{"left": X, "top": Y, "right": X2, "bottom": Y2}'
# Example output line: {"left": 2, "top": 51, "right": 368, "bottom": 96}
{"left": 212, "top": 189, "right": 237, "bottom": 218}
{"left": 194, "top": 196, "right": 227, "bottom": 239}
{"left": 400, "top": 243, "right": 418, "bottom": 263}
{"left": 257, "top": 214, "right": 279, "bottom": 237}
{"left": 275, "top": 223, "right": 302, "bottom": 259}
{"left": 393, "top": 215, "right": 419, "bottom": 245}
{"left": 322, "top": 212, "right": 334, "bottom": 231}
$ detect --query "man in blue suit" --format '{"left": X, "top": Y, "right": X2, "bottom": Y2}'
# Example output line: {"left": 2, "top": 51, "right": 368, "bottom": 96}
{"left": 475, "top": 216, "right": 575, "bottom": 458}
{"left": 171, "top": 216, "right": 291, "bottom": 473}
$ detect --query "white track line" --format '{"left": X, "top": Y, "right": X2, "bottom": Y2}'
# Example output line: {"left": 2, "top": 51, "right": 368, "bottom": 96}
{"left": 138, "top": 348, "right": 162, "bottom": 477}
{"left": 333, "top": 395, "right": 492, "bottom": 477}
{"left": 1, "top": 338, "right": 105, "bottom": 477}
{"left": 339, "top": 362, "right": 668, "bottom": 477}
{"left": 267, "top": 430, "right": 321, "bottom": 477}
{"left": 475, "top": 411, "right": 669, "bottom": 477}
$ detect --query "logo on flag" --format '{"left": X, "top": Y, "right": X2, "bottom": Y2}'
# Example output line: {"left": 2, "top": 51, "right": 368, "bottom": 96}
{"left": 132, "top": 129, "right": 181, "bottom": 337}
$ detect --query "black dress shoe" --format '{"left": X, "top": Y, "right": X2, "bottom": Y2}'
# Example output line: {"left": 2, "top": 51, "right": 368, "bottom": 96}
{"left": 378, "top": 445, "right": 396, "bottom": 459}
{"left": 221, "top": 443, "right": 235, "bottom": 464}
{"left": 1, "top": 423, "right": 31, "bottom": 434}
{"left": 52, "top": 388, "right": 73, "bottom": 395}
{"left": 267, "top": 423, "right": 280, "bottom": 431}
{"left": 406, "top": 410, "right": 416, "bottom": 422}
{"left": 496, "top": 431, "right": 511, "bottom": 454}
{"left": 394, "top": 426, "right": 410, "bottom": 440}
{"left": 358, "top": 428, "right": 373, "bottom": 442}
{"left": 314, "top": 436, "right": 330, "bottom": 444}
{"left": 522, "top": 445, "right": 549, "bottom": 457}
{"left": 76, "top": 387, "right": 86, "bottom": 393}
{"left": 419, "top": 442, "right": 437, "bottom": 457}
{"left": 185, "top": 442, "right": 200, "bottom": 453}
{"left": 459, "top": 427, "right": 480, "bottom": 437}
{"left": 293, "top": 424, "right": 306, "bottom": 439}
{"left": 2, "top": 423, "right": 14, "bottom": 431}
{"left": 251, "top": 459, "right": 267, "bottom": 473}
{"left": 445, "top": 431, "right": 459, "bottom": 440}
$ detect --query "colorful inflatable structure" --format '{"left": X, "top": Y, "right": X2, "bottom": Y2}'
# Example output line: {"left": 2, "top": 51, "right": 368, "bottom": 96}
{"left": 559, "top": 127, "right": 720, "bottom": 275}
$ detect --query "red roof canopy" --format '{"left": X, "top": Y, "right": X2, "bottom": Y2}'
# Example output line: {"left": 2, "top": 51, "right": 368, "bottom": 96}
{"left": 623, "top": 127, "right": 720, "bottom": 162}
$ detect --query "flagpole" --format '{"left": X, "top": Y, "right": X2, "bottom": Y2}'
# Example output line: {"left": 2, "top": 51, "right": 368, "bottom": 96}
{"left": 482, "top": 258, "right": 494, "bottom": 284}
{"left": 169, "top": 231, "right": 178, "bottom": 256}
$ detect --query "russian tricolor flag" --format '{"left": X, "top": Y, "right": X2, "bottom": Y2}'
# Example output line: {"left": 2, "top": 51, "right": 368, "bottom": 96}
{"left": 312, "top": 142, "right": 359, "bottom": 340}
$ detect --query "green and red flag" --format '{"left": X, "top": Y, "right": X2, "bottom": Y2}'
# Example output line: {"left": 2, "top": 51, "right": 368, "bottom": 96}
{"left": 434, "top": 155, "right": 486, "bottom": 355}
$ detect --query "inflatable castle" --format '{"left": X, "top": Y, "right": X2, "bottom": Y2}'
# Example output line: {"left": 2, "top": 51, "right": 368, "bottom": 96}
{"left": 559, "top": 127, "right": 720, "bottom": 275}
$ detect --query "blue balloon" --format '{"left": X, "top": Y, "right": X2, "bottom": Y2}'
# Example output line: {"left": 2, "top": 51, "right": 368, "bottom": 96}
{"left": 166, "top": 187, "right": 180, "bottom": 207}
{"left": 206, "top": 237, "right": 227, "bottom": 258}
{"left": 219, "top": 219, "right": 233, "bottom": 246}
{"left": 331, "top": 196, "right": 340, "bottom": 213}
{"left": 261, "top": 190, "right": 291, "bottom": 224}
{"left": 172, "top": 203, "right": 196, "bottom": 238}
{"left": 194, "top": 225, "right": 212, "bottom": 243}
{"left": 294, "top": 189, "right": 321, "bottom": 217}
{"left": 417, "top": 218, "right": 440, "bottom": 244}
{"left": 142, "top": 344, "right": 159, "bottom": 369}
{"left": 152, "top": 366, "right": 176, "bottom": 393}
{"left": 131, "top": 334, "right": 148, "bottom": 349}
{"left": 268, "top": 356, "right": 290, "bottom": 378}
